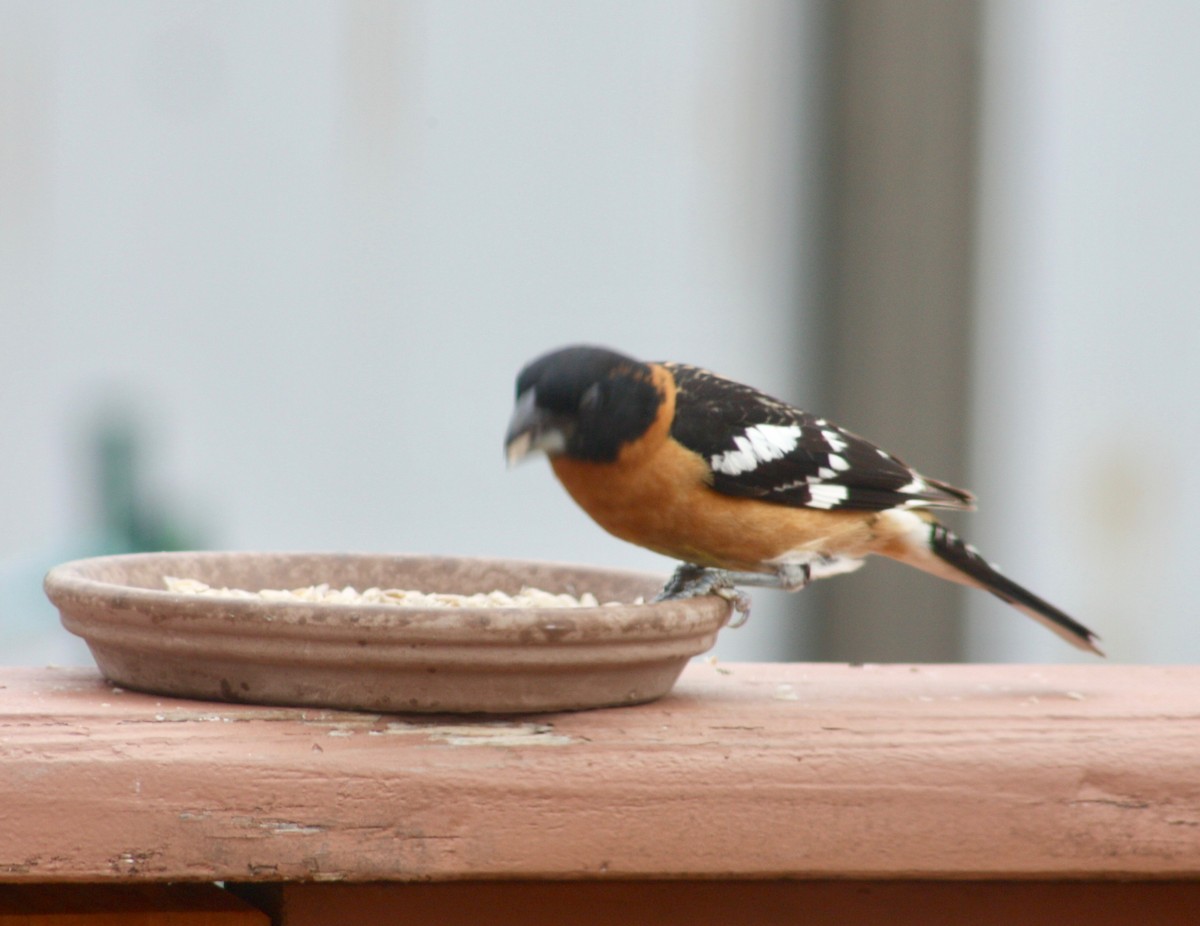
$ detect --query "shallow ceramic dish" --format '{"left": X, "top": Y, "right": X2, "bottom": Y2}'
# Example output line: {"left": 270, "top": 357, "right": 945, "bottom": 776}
{"left": 44, "top": 552, "right": 731, "bottom": 714}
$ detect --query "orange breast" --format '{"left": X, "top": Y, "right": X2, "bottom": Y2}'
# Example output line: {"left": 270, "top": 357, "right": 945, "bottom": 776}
{"left": 550, "top": 434, "right": 872, "bottom": 572}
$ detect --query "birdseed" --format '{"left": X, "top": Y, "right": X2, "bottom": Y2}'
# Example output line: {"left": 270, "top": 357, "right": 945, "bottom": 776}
{"left": 163, "top": 576, "right": 618, "bottom": 609}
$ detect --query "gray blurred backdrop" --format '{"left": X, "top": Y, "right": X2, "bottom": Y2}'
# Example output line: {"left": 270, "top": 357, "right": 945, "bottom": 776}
{"left": 3, "top": 1, "right": 1197, "bottom": 666}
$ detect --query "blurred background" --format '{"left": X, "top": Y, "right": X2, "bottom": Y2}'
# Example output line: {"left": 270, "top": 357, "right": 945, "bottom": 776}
{"left": 2, "top": 1, "right": 1196, "bottom": 666}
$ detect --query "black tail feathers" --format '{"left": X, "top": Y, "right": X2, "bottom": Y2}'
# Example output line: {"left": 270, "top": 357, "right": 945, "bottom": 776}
{"left": 928, "top": 523, "right": 1103, "bottom": 656}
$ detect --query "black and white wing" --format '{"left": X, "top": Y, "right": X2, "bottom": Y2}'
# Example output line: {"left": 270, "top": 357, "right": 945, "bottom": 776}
{"left": 662, "top": 362, "right": 974, "bottom": 513}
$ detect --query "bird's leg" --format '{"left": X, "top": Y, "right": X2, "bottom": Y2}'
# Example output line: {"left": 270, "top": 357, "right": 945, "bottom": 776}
{"left": 653, "top": 564, "right": 753, "bottom": 628}
{"left": 719, "top": 562, "right": 812, "bottom": 592}
{"left": 655, "top": 562, "right": 814, "bottom": 628}
{"left": 656, "top": 563, "right": 710, "bottom": 599}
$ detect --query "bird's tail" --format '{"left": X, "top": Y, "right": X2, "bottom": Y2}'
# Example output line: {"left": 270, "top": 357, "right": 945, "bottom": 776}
{"left": 883, "top": 512, "right": 1103, "bottom": 655}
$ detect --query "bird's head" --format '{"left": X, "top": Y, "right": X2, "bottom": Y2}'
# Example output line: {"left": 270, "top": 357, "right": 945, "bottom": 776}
{"left": 505, "top": 345, "right": 664, "bottom": 465}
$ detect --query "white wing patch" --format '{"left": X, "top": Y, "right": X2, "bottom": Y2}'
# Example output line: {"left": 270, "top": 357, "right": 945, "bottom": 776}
{"left": 897, "top": 475, "right": 929, "bottom": 495}
{"left": 821, "top": 429, "right": 849, "bottom": 453}
{"left": 775, "top": 452, "right": 851, "bottom": 492}
{"left": 710, "top": 423, "right": 802, "bottom": 476}
{"left": 807, "top": 483, "right": 849, "bottom": 509}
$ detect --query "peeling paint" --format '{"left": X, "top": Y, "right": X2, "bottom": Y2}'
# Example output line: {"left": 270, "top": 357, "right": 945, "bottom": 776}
{"left": 260, "top": 821, "right": 326, "bottom": 835}
{"left": 110, "top": 849, "right": 161, "bottom": 875}
{"left": 433, "top": 730, "right": 575, "bottom": 747}
{"left": 380, "top": 722, "right": 577, "bottom": 747}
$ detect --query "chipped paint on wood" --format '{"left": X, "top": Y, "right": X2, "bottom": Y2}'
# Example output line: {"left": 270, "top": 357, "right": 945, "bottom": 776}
{"left": 1, "top": 665, "right": 1199, "bottom": 882}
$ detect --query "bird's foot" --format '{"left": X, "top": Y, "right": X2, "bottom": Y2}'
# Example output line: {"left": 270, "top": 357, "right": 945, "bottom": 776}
{"left": 654, "top": 564, "right": 753, "bottom": 627}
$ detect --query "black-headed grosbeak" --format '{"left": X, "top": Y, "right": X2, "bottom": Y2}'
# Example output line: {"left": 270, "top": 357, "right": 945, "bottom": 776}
{"left": 505, "top": 345, "right": 1101, "bottom": 655}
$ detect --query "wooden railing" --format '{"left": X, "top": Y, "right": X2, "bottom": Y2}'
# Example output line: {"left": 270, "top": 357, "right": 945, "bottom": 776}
{"left": 2, "top": 663, "right": 1198, "bottom": 924}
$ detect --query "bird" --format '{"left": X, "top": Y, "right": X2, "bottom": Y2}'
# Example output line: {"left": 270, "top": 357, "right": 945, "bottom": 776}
{"left": 504, "top": 344, "right": 1102, "bottom": 655}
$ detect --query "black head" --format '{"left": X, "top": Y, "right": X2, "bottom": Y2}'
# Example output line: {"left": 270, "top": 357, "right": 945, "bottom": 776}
{"left": 505, "top": 345, "right": 664, "bottom": 464}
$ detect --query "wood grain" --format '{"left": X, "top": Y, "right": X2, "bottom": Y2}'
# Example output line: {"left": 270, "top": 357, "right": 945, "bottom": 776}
{"left": 1, "top": 664, "right": 1197, "bottom": 882}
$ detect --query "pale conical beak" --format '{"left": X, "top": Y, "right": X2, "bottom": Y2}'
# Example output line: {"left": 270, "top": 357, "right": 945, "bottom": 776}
{"left": 504, "top": 389, "right": 568, "bottom": 466}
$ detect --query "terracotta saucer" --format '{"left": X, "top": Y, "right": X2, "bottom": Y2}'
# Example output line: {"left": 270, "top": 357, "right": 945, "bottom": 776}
{"left": 43, "top": 552, "right": 731, "bottom": 714}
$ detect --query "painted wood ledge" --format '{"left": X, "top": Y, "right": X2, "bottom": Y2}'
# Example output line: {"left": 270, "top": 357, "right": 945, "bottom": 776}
{"left": 1, "top": 663, "right": 1197, "bottom": 883}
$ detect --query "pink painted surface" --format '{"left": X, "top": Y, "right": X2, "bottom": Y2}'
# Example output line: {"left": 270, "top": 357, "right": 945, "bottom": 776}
{"left": 1, "top": 663, "right": 1197, "bottom": 882}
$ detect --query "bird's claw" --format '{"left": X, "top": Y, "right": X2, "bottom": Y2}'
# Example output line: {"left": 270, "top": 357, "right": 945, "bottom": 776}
{"left": 654, "top": 565, "right": 753, "bottom": 628}
{"left": 713, "top": 586, "right": 752, "bottom": 627}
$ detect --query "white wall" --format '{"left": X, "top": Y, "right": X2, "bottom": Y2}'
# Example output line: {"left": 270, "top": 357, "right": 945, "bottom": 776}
{"left": 970, "top": 1, "right": 1200, "bottom": 662}
{"left": 0, "top": 2, "right": 822, "bottom": 664}
{"left": 12, "top": 2, "right": 1191, "bottom": 669}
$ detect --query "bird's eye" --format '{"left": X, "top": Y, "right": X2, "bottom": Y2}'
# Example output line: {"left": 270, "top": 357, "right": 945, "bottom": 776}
{"left": 580, "top": 383, "right": 603, "bottom": 412}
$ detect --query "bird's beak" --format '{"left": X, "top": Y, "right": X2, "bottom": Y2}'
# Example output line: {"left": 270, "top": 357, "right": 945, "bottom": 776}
{"left": 505, "top": 389, "right": 568, "bottom": 467}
